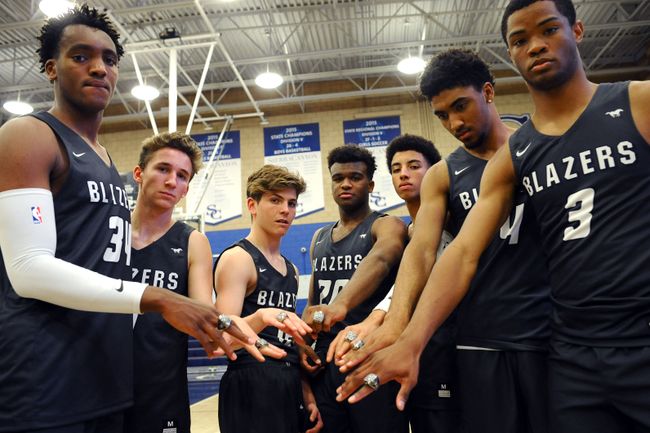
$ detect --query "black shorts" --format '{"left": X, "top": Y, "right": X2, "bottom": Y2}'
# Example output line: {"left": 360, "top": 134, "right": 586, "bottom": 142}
{"left": 22, "top": 412, "right": 124, "bottom": 433}
{"left": 457, "top": 349, "right": 547, "bottom": 433}
{"left": 309, "top": 361, "right": 408, "bottom": 433}
{"left": 549, "top": 340, "right": 650, "bottom": 433}
{"left": 124, "top": 379, "right": 189, "bottom": 433}
{"left": 218, "top": 360, "right": 306, "bottom": 433}
{"left": 407, "top": 326, "right": 460, "bottom": 433}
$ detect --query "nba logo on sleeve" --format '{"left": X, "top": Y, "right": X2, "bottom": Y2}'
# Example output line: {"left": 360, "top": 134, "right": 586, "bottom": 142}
{"left": 31, "top": 206, "right": 43, "bottom": 224}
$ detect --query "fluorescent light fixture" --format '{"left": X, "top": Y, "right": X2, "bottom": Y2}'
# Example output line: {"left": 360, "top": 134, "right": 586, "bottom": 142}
{"left": 131, "top": 84, "right": 160, "bottom": 101}
{"left": 397, "top": 56, "right": 426, "bottom": 75}
{"left": 39, "top": 0, "right": 74, "bottom": 18}
{"left": 255, "top": 71, "right": 283, "bottom": 89}
{"left": 3, "top": 100, "right": 34, "bottom": 115}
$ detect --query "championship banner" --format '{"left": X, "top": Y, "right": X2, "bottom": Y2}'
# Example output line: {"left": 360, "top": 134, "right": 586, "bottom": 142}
{"left": 186, "top": 131, "right": 242, "bottom": 225}
{"left": 263, "top": 123, "right": 325, "bottom": 218}
{"left": 343, "top": 116, "right": 402, "bottom": 211}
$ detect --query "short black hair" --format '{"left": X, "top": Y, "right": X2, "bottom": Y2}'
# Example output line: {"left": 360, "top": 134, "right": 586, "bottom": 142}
{"left": 418, "top": 49, "right": 494, "bottom": 101}
{"left": 501, "top": 0, "right": 577, "bottom": 45}
{"left": 37, "top": 4, "right": 124, "bottom": 73}
{"left": 327, "top": 144, "right": 377, "bottom": 180}
{"left": 385, "top": 134, "right": 441, "bottom": 172}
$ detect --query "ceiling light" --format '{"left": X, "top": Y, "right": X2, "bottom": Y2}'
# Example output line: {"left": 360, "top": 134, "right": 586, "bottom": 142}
{"left": 255, "top": 71, "right": 283, "bottom": 89}
{"left": 397, "top": 56, "right": 426, "bottom": 75}
{"left": 131, "top": 84, "right": 160, "bottom": 101}
{"left": 39, "top": 0, "right": 74, "bottom": 18}
{"left": 3, "top": 100, "right": 34, "bottom": 115}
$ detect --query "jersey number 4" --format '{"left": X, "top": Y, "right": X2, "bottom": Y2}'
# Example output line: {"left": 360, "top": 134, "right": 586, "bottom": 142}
{"left": 103, "top": 216, "right": 132, "bottom": 266}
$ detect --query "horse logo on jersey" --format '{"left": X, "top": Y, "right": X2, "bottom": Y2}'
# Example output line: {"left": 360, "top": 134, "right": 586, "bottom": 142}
{"left": 170, "top": 247, "right": 183, "bottom": 254}
{"left": 30, "top": 206, "right": 43, "bottom": 224}
{"left": 606, "top": 108, "right": 623, "bottom": 118}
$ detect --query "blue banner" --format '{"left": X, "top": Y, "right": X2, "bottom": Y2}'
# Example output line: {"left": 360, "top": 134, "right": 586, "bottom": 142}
{"left": 263, "top": 123, "right": 320, "bottom": 156}
{"left": 343, "top": 116, "right": 401, "bottom": 148}
{"left": 191, "top": 131, "right": 241, "bottom": 161}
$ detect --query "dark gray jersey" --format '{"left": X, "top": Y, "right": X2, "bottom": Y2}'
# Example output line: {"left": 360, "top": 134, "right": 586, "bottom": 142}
{"left": 128, "top": 221, "right": 193, "bottom": 433}
{"left": 510, "top": 81, "right": 650, "bottom": 346}
{"left": 311, "top": 211, "right": 397, "bottom": 354}
{"left": 217, "top": 238, "right": 299, "bottom": 365}
{"left": 0, "top": 112, "right": 133, "bottom": 430}
{"left": 447, "top": 147, "right": 551, "bottom": 351}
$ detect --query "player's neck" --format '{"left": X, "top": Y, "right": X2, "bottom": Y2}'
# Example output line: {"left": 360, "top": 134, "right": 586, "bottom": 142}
{"left": 406, "top": 199, "right": 420, "bottom": 221}
{"left": 131, "top": 201, "right": 175, "bottom": 249}
{"left": 530, "top": 72, "right": 597, "bottom": 134}
{"left": 48, "top": 104, "right": 103, "bottom": 146}
{"left": 338, "top": 203, "right": 372, "bottom": 227}
{"left": 246, "top": 229, "right": 282, "bottom": 257}
{"left": 466, "top": 118, "right": 512, "bottom": 160}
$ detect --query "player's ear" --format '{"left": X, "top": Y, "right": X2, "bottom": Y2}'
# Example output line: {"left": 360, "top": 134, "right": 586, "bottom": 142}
{"left": 44, "top": 59, "right": 57, "bottom": 83}
{"left": 368, "top": 179, "right": 375, "bottom": 193}
{"left": 133, "top": 165, "right": 144, "bottom": 184}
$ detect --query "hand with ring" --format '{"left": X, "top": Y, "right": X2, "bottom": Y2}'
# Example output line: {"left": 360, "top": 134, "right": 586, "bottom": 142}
{"left": 302, "top": 303, "right": 348, "bottom": 335}
{"left": 211, "top": 315, "right": 287, "bottom": 361}
{"left": 326, "top": 309, "right": 386, "bottom": 365}
{"left": 336, "top": 337, "right": 420, "bottom": 411}
{"left": 246, "top": 308, "right": 313, "bottom": 346}
{"left": 338, "top": 317, "right": 404, "bottom": 373}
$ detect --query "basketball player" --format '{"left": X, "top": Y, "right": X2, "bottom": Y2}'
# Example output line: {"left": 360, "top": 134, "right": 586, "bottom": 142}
{"left": 123, "top": 132, "right": 215, "bottom": 433}
{"left": 304, "top": 145, "right": 409, "bottom": 433}
{"left": 328, "top": 134, "right": 458, "bottom": 433}
{"left": 0, "top": 6, "right": 256, "bottom": 432}
{"left": 215, "top": 164, "right": 323, "bottom": 433}
{"left": 337, "top": 50, "right": 552, "bottom": 433}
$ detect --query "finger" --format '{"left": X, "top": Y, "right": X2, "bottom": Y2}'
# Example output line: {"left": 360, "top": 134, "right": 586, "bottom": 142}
{"left": 326, "top": 333, "right": 342, "bottom": 363}
{"left": 339, "top": 346, "right": 370, "bottom": 373}
{"left": 240, "top": 342, "right": 265, "bottom": 362}
{"left": 202, "top": 324, "right": 237, "bottom": 360}
{"left": 335, "top": 369, "right": 368, "bottom": 401}
{"left": 290, "top": 312, "right": 313, "bottom": 333}
{"left": 260, "top": 343, "right": 287, "bottom": 360}
{"left": 348, "top": 382, "right": 377, "bottom": 404}
{"left": 224, "top": 320, "right": 255, "bottom": 346}
{"left": 395, "top": 381, "right": 413, "bottom": 411}
{"left": 302, "top": 344, "right": 322, "bottom": 366}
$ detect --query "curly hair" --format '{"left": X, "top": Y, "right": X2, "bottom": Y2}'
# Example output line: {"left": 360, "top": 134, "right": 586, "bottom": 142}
{"left": 327, "top": 144, "right": 377, "bottom": 180}
{"left": 418, "top": 49, "right": 494, "bottom": 102}
{"left": 246, "top": 165, "right": 307, "bottom": 202}
{"left": 385, "top": 134, "right": 441, "bottom": 171}
{"left": 139, "top": 132, "right": 204, "bottom": 179}
{"left": 501, "top": 0, "right": 576, "bottom": 45}
{"left": 37, "top": 4, "right": 124, "bottom": 73}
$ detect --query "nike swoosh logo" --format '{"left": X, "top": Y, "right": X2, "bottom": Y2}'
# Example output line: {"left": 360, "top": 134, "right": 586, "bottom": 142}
{"left": 454, "top": 167, "right": 469, "bottom": 175}
{"left": 115, "top": 280, "right": 124, "bottom": 292}
{"left": 259, "top": 268, "right": 267, "bottom": 273}
{"left": 315, "top": 240, "right": 323, "bottom": 245}
{"left": 72, "top": 152, "right": 86, "bottom": 158}
{"left": 515, "top": 142, "right": 532, "bottom": 158}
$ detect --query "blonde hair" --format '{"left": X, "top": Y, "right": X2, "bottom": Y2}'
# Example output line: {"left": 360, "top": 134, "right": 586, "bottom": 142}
{"left": 139, "top": 132, "right": 203, "bottom": 178}
{"left": 246, "top": 164, "right": 306, "bottom": 201}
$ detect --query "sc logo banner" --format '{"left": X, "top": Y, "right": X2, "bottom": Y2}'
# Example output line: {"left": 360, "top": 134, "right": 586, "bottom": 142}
{"left": 370, "top": 192, "right": 386, "bottom": 208}
{"left": 206, "top": 205, "right": 222, "bottom": 221}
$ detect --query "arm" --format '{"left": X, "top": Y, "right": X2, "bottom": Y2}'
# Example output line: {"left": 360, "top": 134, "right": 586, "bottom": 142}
{"left": 305, "top": 216, "right": 407, "bottom": 332}
{"left": 214, "top": 246, "right": 255, "bottom": 316}
{"left": 187, "top": 230, "right": 215, "bottom": 305}
{"left": 302, "top": 376, "right": 324, "bottom": 433}
{"left": 340, "top": 162, "right": 450, "bottom": 370}
{"left": 629, "top": 80, "right": 650, "bottom": 143}
{"left": 337, "top": 145, "right": 517, "bottom": 407}
{"left": 0, "top": 117, "right": 253, "bottom": 358}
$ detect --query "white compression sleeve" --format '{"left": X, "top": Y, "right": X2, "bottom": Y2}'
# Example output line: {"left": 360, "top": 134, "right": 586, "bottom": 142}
{"left": 374, "top": 286, "right": 393, "bottom": 312}
{"left": 0, "top": 188, "right": 146, "bottom": 313}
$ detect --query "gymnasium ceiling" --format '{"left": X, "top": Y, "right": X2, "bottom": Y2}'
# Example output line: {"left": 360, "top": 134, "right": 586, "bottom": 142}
{"left": 1, "top": 0, "right": 649, "bottom": 131}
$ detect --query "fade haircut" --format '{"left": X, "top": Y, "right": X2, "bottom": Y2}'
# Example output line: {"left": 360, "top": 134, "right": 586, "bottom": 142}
{"left": 327, "top": 144, "right": 377, "bottom": 180}
{"left": 501, "top": 0, "right": 576, "bottom": 45}
{"left": 246, "top": 164, "right": 307, "bottom": 202}
{"left": 385, "top": 134, "right": 441, "bottom": 171}
{"left": 418, "top": 49, "right": 494, "bottom": 101}
{"left": 139, "top": 132, "right": 204, "bottom": 179}
{"left": 37, "top": 4, "right": 124, "bottom": 73}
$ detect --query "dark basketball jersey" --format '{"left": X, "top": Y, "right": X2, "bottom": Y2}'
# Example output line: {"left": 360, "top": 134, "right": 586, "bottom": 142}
{"left": 510, "top": 81, "right": 650, "bottom": 347}
{"left": 447, "top": 146, "right": 551, "bottom": 351}
{"left": 311, "top": 211, "right": 397, "bottom": 355}
{"left": 216, "top": 238, "right": 299, "bottom": 365}
{"left": 126, "top": 221, "right": 194, "bottom": 433}
{"left": 0, "top": 112, "right": 133, "bottom": 430}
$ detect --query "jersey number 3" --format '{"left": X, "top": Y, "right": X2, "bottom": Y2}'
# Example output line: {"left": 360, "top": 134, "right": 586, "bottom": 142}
{"left": 103, "top": 216, "right": 132, "bottom": 265}
{"left": 563, "top": 188, "right": 594, "bottom": 241}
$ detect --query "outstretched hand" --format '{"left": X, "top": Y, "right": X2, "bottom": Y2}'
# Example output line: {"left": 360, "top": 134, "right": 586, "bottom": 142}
{"left": 337, "top": 319, "right": 402, "bottom": 372}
